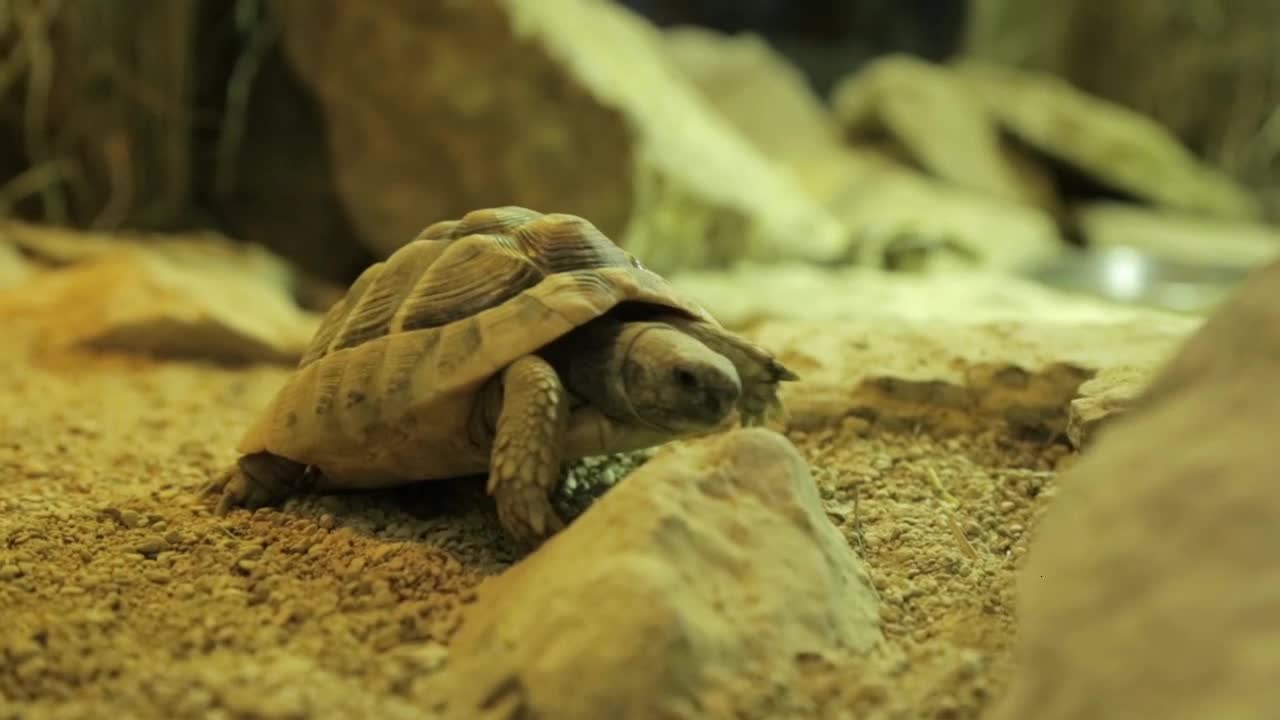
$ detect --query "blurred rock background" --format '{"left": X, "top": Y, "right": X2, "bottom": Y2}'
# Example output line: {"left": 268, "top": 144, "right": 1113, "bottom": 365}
{"left": 0, "top": 0, "right": 1274, "bottom": 292}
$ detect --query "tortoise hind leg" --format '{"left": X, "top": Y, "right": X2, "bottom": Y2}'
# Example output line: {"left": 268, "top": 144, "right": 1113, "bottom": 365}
{"left": 487, "top": 354, "right": 570, "bottom": 548}
{"left": 204, "top": 451, "right": 310, "bottom": 516}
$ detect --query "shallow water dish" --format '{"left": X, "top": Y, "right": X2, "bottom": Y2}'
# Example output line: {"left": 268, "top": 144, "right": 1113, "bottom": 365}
{"left": 1024, "top": 245, "right": 1253, "bottom": 314}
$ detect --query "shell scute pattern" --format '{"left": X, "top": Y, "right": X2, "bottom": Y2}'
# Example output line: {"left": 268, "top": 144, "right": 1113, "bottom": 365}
{"left": 330, "top": 240, "right": 443, "bottom": 354}
{"left": 395, "top": 236, "right": 544, "bottom": 332}
{"left": 236, "top": 207, "right": 714, "bottom": 467}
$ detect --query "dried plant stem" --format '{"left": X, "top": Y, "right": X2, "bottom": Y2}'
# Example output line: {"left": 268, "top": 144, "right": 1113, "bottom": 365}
{"left": 8, "top": 0, "right": 67, "bottom": 223}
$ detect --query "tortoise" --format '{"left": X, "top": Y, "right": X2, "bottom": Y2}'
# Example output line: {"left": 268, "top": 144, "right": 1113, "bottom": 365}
{"left": 205, "top": 206, "right": 798, "bottom": 546}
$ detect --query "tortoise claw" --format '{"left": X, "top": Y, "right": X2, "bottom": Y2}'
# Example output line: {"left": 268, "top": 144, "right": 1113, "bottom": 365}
{"left": 771, "top": 358, "right": 800, "bottom": 383}
{"left": 202, "top": 453, "right": 310, "bottom": 516}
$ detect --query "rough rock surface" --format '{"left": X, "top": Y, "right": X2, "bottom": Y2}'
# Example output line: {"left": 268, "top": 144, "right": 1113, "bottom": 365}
{"left": 825, "top": 55, "right": 1260, "bottom": 237}
{"left": 0, "top": 238, "right": 319, "bottom": 365}
{"left": 671, "top": 263, "right": 1199, "bottom": 444}
{"left": 0, "top": 220, "right": 341, "bottom": 311}
{"left": 830, "top": 54, "right": 1057, "bottom": 213}
{"left": 663, "top": 30, "right": 1063, "bottom": 271}
{"left": 993, "top": 258, "right": 1280, "bottom": 720}
{"left": 1064, "top": 366, "right": 1149, "bottom": 449}
{"left": 954, "top": 60, "right": 1261, "bottom": 221}
{"left": 430, "top": 429, "right": 881, "bottom": 720}
{"left": 269, "top": 0, "right": 845, "bottom": 273}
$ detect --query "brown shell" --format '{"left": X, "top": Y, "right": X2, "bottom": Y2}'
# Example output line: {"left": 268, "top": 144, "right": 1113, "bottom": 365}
{"left": 236, "top": 207, "right": 718, "bottom": 487}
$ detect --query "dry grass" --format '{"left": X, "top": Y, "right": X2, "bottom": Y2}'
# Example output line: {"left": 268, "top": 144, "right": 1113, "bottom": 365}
{"left": 0, "top": 0, "right": 276, "bottom": 231}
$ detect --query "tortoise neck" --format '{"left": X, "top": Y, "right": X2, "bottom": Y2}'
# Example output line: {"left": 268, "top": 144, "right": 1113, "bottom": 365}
{"left": 542, "top": 316, "right": 651, "bottom": 427}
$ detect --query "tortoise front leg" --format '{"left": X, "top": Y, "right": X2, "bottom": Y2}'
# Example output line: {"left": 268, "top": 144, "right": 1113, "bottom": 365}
{"left": 488, "top": 354, "right": 570, "bottom": 547}
{"left": 204, "top": 451, "right": 311, "bottom": 515}
{"left": 657, "top": 315, "right": 799, "bottom": 425}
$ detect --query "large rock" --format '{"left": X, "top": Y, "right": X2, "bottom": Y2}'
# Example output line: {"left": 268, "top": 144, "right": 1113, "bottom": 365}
{"left": 830, "top": 54, "right": 1058, "bottom": 213}
{"left": 954, "top": 60, "right": 1262, "bottom": 221}
{"left": 825, "top": 55, "right": 1260, "bottom": 244}
{"left": 210, "top": 40, "right": 375, "bottom": 285}
{"left": 269, "top": 0, "right": 846, "bottom": 274}
{"left": 426, "top": 428, "right": 882, "bottom": 720}
{"left": 992, "top": 258, "right": 1280, "bottom": 719}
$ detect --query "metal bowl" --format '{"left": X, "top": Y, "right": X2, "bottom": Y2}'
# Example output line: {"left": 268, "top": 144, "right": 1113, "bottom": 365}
{"left": 1023, "top": 245, "right": 1255, "bottom": 314}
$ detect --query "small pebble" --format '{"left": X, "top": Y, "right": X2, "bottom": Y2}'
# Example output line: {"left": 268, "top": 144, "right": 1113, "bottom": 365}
{"left": 21, "top": 460, "right": 50, "bottom": 478}
{"left": 0, "top": 564, "right": 22, "bottom": 580}
{"left": 133, "top": 537, "right": 170, "bottom": 556}
{"left": 119, "top": 510, "right": 143, "bottom": 529}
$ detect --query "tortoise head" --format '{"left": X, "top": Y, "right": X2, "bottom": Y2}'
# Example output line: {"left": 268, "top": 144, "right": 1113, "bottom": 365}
{"left": 618, "top": 323, "right": 742, "bottom": 434}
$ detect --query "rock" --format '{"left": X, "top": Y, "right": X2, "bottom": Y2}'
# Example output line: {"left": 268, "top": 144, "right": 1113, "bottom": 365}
{"left": 1064, "top": 366, "right": 1149, "bottom": 449}
{"left": 954, "top": 60, "right": 1262, "bottom": 221}
{"left": 427, "top": 428, "right": 882, "bottom": 720}
{"left": 671, "top": 263, "right": 1199, "bottom": 437}
{"left": 665, "top": 32, "right": 1063, "bottom": 272}
{"left": 0, "top": 219, "right": 341, "bottom": 311}
{"left": 269, "top": 0, "right": 846, "bottom": 274}
{"left": 0, "top": 240, "right": 30, "bottom": 290}
{"left": 0, "top": 243, "right": 320, "bottom": 365}
{"left": 660, "top": 27, "right": 846, "bottom": 190}
{"left": 830, "top": 54, "right": 1060, "bottom": 213}
{"left": 671, "top": 261, "right": 1200, "bottom": 329}
{"left": 993, "top": 258, "right": 1280, "bottom": 719}
{"left": 1075, "top": 201, "right": 1280, "bottom": 269}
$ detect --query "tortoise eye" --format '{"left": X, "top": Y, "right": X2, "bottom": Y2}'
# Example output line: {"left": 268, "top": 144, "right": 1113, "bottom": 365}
{"left": 673, "top": 368, "right": 699, "bottom": 389}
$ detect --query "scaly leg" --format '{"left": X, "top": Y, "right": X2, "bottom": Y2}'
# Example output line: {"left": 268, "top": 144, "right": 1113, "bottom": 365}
{"left": 204, "top": 451, "right": 311, "bottom": 515}
{"left": 658, "top": 315, "right": 798, "bottom": 425}
{"left": 488, "top": 354, "right": 570, "bottom": 547}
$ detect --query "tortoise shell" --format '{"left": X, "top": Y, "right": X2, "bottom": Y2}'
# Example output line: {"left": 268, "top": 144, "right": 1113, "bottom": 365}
{"left": 235, "top": 207, "right": 719, "bottom": 489}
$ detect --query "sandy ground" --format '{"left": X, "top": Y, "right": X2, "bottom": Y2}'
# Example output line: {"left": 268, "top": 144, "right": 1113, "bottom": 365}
{"left": 0, "top": 316, "right": 1071, "bottom": 719}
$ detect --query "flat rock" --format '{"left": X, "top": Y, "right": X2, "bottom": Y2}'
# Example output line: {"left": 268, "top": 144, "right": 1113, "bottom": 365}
{"left": 270, "top": 0, "right": 846, "bottom": 274}
{"left": 660, "top": 27, "right": 847, "bottom": 188}
{"left": 0, "top": 244, "right": 320, "bottom": 365}
{"left": 955, "top": 60, "right": 1261, "bottom": 220}
{"left": 672, "top": 263, "right": 1200, "bottom": 438}
{"left": 993, "top": 258, "right": 1280, "bottom": 719}
{"left": 0, "top": 219, "right": 339, "bottom": 309}
{"left": 1064, "top": 366, "right": 1150, "bottom": 449}
{"left": 427, "top": 428, "right": 882, "bottom": 720}
{"left": 830, "top": 54, "right": 1058, "bottom": 213}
